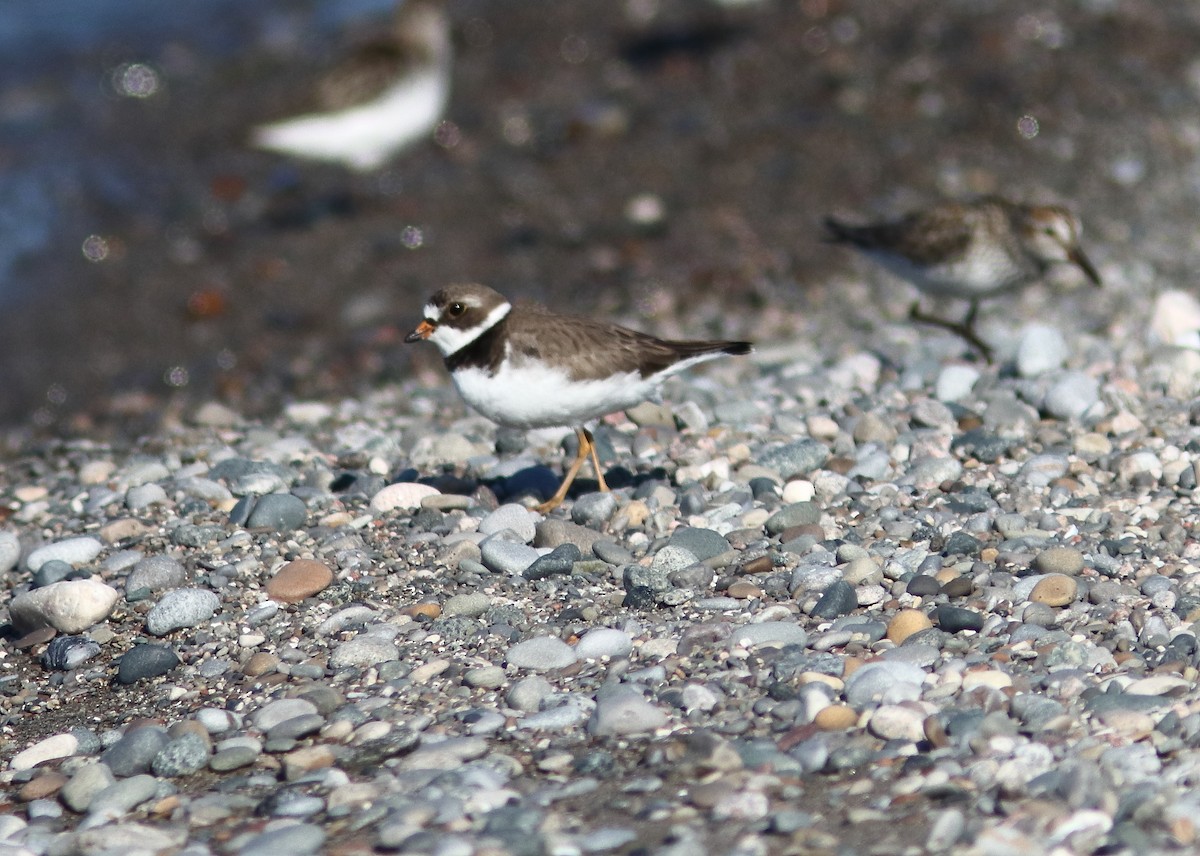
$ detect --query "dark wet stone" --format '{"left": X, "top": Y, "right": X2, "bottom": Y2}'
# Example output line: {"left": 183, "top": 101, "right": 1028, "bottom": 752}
{"left": 668, "top": 527, "right": 731, "bottom": 562}
{"left": 102, "top": 726, "right": 170, "bottom": 776}
{"left": 935, "top": 605, "right": 984, "bottom": 633}
{"left": 32, "top": 559, "right": 79, "bottom": 588}
{"left": 524, "top": 544, "right": 582, "bottom": 580}
{"left": 117, "top": 644, "right": 179, "bottom": 684}
{"left": 810, "top": 580, "right": 857, "bottom": 619}
{"left": 943, "top": 531, "right": 982, "bottom": 556}
{"left": 906, "top": 575, "right": 941, "bottom": 597}
{"left": 41, "top": 636, "right": 101, "bottom": 670}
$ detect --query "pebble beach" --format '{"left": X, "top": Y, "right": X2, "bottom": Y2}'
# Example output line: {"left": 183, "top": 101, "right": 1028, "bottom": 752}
{"left": 5, "top": 313, "right": 1200, "bottom": 855}
{"left": 6, "top": 1, "right": 1200, "bottom": 855}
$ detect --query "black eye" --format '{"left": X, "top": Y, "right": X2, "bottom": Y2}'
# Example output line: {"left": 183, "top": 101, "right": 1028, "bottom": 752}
{"left": 447, "top": 302, "right": 466, "bottom": 318}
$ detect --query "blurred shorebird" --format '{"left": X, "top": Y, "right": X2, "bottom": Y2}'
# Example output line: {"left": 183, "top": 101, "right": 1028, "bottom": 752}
{"left": 251, "top": 0, "right": 451, "bottom": 171}
{"left": 405, "top": 283, "right": 752, "bottom": 511}
{"left": 824, "top": 196, "right": 1101, "bottom": 361}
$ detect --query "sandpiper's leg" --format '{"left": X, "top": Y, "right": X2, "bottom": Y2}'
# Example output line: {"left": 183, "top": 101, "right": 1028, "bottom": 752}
{"left": 907, "top": 300, "right": 993, "bottom": 363}
{"left": 583, "top": 428, "right": 610, "bottom": 493}
{"left": 535, "top": 427, "right": 591, "bottom": 512}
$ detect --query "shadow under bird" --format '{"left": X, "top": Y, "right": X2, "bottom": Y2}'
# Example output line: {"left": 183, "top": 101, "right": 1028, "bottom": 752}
{"left": 406, "top": 283, "right": 753, "bottom": 512}
{"left": 824, "top": 196, "right": 1102, "bottom": 361}
{"left": 251, "top": 0, "right": 451, "bottom": 171}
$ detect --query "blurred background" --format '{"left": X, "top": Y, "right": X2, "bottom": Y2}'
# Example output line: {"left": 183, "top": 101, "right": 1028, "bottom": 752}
{"left": 0, "top": 0, "right": 1197, "bottom": 440}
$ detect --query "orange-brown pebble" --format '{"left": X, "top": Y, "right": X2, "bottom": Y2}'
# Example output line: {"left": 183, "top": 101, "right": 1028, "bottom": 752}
{"left": 979, "top": 547, "right": 999, "bottom": 563}
{"left": 726, "top": 582, "right": 763, "bottom": 599}
{"left": 18, "top": 771, "right": 67, "bottom": 802}
{"left": 887, "top": 609, "right": 933, "bottom": 644}
{"left": 242, "top": 652, "right": 280, "bottom": 677}
{"left": 403, "top": 602, "right": 441, "bottom": 620}
{"left": 266, "top": 559, "right": 333, "bottom": 603}
{"left": 814, "top": 705, "right": 858, "bottom": 731}
{"left": 1030, "top": 574, "right": 1077, "bottom": 607}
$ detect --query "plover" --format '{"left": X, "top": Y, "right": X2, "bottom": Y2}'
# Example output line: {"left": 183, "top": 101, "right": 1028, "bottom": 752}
{"left": 406, "top": 283, "right": 752, "bottom": 511}
{"left": 251, "top": 0, "right": 451, "bottom": 171}
{"left": 824, "top": 196, "right": 1101, "bottom": 360}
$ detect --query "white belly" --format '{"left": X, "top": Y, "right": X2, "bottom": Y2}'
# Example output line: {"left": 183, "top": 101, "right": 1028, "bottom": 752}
{"left": 451, "top": 363, "right": 657, "bottom": 429}
{"left": 252, "top": 68, "right": 449, "bottom": 171}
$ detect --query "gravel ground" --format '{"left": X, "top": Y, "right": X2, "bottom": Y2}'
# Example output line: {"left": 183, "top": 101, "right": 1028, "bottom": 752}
{"left": 4, "top": 313, "right": 1200, "bottom": 855}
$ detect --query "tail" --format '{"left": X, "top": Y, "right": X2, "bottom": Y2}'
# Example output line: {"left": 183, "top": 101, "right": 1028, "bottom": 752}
{"left": 675, "top": 340, "right": 752, "bottom": 359}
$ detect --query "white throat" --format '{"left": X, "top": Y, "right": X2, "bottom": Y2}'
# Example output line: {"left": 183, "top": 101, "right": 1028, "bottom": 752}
{"left": 428, "top": 300, "right": 512, "bottom": 356}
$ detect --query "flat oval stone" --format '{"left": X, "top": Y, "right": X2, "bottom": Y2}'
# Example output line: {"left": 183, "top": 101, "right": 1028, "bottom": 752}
{"left": 10, "top": 732, "right": 79, "bottom": 771}
{"left": 1030, "top": 574, "right": 1077, "bottom": 607}
{"left": 145, "top": 588, "right": 220, "bottom": 636}
{"left": 267, "top": 559, "right": 333, "bottom": 603}
{"left": 887, "top": 609, "right": 933, "bottom": 644}
{"left": 507, "top": 637, "right": 577, "bottom": 671}
{"left": 117, "top": 644, "right": 180, "bottom": 684}
{"left": 370, "top": 482, "right": 439, "bottom": 513}
{"left": 25, "top": 537, "right": 103, "bottom": 572}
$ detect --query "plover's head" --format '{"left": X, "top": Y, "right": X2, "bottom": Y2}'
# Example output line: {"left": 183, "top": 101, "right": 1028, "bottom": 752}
{"left": 405, "top": 283, "right": 512, "bottom": 356}
{"left": 1020, "top": 205, "right": 1101, "bottom": 286}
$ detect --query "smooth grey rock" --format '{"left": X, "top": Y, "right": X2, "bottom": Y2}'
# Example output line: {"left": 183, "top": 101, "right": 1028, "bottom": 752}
{"left": 730, "top": 621, "right": 807, "bottom": 649}
{"left": 507, "top": 637, "right": 577, "bottom": 671}
{"left": 25, "top": 537, "right": 103, "bottom": 572}
{"left": 507, "top": 675, "right": 554, "bottom": 712}
{"left": 443, "top": 592, "right": 492, "bottom": 618}
{"left": 0, "top": 530, "right": 20, "bottom": 574}
{"left": 1017, "top": 324, "right": 1069, "bottom": 377}
{"left": 117, "top": 644, "right": 179, "bottom": 683}
{"left": 244, "top": 493, "right": 308, "bottom": 530}
{"left": 253, "top": 698, "right": 319, "bottom": 731}
{"left": 524, "top": 543, "right": 582, "bottom": 580}
{"left": 844, "top": 661, "right": 926, "bottom": 706}
{"left": 145, "top": 588, "right": 220, "bottom": 636}
{"left": 588, "top": 686, "right": 667, "bottom": 736}
{"left": 571, "top": 492, "right": 617, "bottom": 528}
{"left": 667, "top": 527, "right": 730, "bottom": 562}
{"left": 60, "top": 762, "right": 116, "bottom": 813}
{"left": 329, "top": 634, "right": 399, "bottom": 669}
{"left": 101, "top": 727, "right": 169, "bottom": 777}
{"left": 758, "top": 440, "right": 829, "bottom": 478}
{"left": 126, "top": 555, "right": 187, "bottom": 598}
{"left": 237, "top": 823, "right": 326, "bottom": 856}
{"left": 574, "top": 628, "right": 633, "bottom": 660}
{"left": 765, "top": 502, "right": 821, "bottom": 534}
{"left": 87, "top": 774, "right": 158, "bottom": 816}
{"left": 152, "top": 732, "right": 210, "bottom": 776}
{"left": 479, "top": 504, "right": 537, "bottom": 543}
{"left": 480, "top": 537, "right": 540, "bottom": 574}
{"left": 1044, "top": 371, "right": 1100, "bottom": 421}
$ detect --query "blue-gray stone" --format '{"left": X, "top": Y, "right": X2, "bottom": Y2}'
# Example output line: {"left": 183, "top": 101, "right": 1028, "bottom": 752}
{"left": 730, "top": 621, "right": 807, "bottom": 649}
{"left": 935, "top": 605, "right": 984, "bottom": 633}
{"left": 87, "top": 774, "right": 158, "bottom": 816}
{"left": 810, "top": 580, "right": 857, "bottom": 619}
{"left": 765, "top": 502, "right": 821, "bottom": 535}
{"left": 758, "top": 440, "right": 829, "bottom": 478}
{"left": 668, "top": 527, "right": 731, "bottom": 562}
{"left": 242, "top": 493, "right": 308, "bottom": 531}
{"left": 524, "top": 543, "right": 582, "bottom": 580}
{"left": 151, "top": 732, "right": 210, "bottom": 777}
{"left": 145, "top": 588, "right": 220, "bottom": 636}
{"left": 237, "top": 824, "right": 326, "bottom": 856}
{"left": 571, "top": 492, "right": 617, "bottom": 528}
{"left": 31, "top": 559, "right": 78, "bottom": 588}
{"left": 479, "top": 504, "right": 538, "bottom": 543}
{"left": 507, "top": 637, "right": 577, "bottom": 671}
{"left": 101, "top": 726, "right": 170, "bottom": 776}
{"left": 480, "top": 538, "right": 540, "bottom": 575}
{"left": 116, "top": 644, "right": 179, "bottom": 684}
{"left": 126, "top": 555, "right": 187, "bottom": 598}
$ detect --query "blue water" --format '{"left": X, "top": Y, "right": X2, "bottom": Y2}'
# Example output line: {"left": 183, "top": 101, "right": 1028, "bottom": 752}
{"left": 0, "top": 0, "right": 395, "bottom": 302}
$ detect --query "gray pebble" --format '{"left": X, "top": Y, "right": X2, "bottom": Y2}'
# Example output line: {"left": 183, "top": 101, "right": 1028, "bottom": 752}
{"left": 101, "top": 726, "right": 169, "bottom": 777}
{"left": 765, "top": 502, "right": 821, "bottom": 534}
{"left": 479, "top": 503, "right": 537, "bottom": 543}
{"left": 60, "top": 762, "right": 116, "bottom": 813}
{"left": 507, "top": 636, "right": 578, "bottom": 671}
{"left": 464, "top": 666, "right": 507, "bottom": 689}
{"left": 480, "top": 537, "right": 541, "bottom": 575}
{"left": 126, "top": 482, "right": 169, "bottom": 511}
{"left": 443, "top": 592, "right": 492, "bottom": 618}
{"left": 145, "top": 588, "right": 220, "bottom": 636}
{"left": 593, "top": 541, "right": 634, "bottom": 566}
{"left": 758, "top": 440, "right": 829, "bottom": 478}
{"left": 0, "top": 530, "right": 20, "bottom": 574}
{"left": 730, "top": 621, "right": 807, "bottom": 649}
{"left": 574, "top": 628, "right": 633, "bottom": 660}
{"left": 1044, "top": 371, "right": 1100, "bottom": 421}
{"left": 126, "top": 555, "right": 187, "bottom": 597}
{"left": 25, "top": 537, "right": 103, "bottom": 572}
{"left": 525, "top": 543, "right": 582, "bottom": 580}
{"left": 244, "top": 493, "right": 308, "bottom": 530}
{"left": 253, "top": 698, "right": 318, "bottom": 731}
{"left": 152, "top": 732, "right": 211, "bottom": 777}
{"left": 87, "top": 774, "right": 158, "bottom": 817}
{"left": 668, "top": 527, "right": 731, "bottom": 562}
{"left": 330, "top": 633, "right": 400, "bottom": 669}
{"left": 571, "top": 493, "right": 617, "bottom": 528}
{"left": 116, "top": 644, "right": 179, "bottom": 684}
{"left": 507, "top": 675, "right": 554, "bottom": 712}
{"left": 588, "top": 685, "right": 667, "bottom": 736}
{"left": 810, "top": 580, "right": 857, "bottom": 619}
{"left": 1017, "top": 324, "right": 1069, "bottom": 377}
{"left": 843, "top": 661, "right": 926, "bottom": 706}
{"left": 237, "top": 823, "right": 326, "bottom": 856}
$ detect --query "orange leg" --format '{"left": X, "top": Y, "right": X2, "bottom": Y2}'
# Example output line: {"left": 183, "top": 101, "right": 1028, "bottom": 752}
{"left": 535, "top": 427, "right": 608, "bottom": 512}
